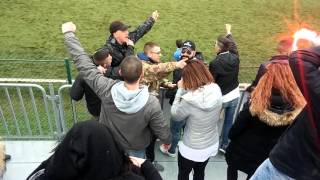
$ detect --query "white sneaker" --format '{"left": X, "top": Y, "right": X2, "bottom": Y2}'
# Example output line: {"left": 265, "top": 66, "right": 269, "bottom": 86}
{"left": 159, "top": 144, "right": 176, "bottom": 158}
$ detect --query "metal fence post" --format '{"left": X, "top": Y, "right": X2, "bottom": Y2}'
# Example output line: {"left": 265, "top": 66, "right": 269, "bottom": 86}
{"left": 64, "top": 58, "right": 77, "bottom": 124}
{"left": 48, "top": 83, "right": 65, "bottom": 139}
{"left": 64, "top": 58, "right": 72, "bottom": 84}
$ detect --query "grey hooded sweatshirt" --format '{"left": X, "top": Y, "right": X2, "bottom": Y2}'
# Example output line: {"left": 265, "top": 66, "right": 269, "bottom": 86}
{"left": 64, "top": 32, "right": 170, "bottom": 150}
{"left": 171, "top": 83, "right": 222, "bottom": 149}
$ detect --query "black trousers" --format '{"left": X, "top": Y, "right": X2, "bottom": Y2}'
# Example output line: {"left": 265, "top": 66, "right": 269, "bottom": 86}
{"left": 178, "top": 152, "right": 209, "bottom": 180}
{"left": 146, "top": 136, "right": 157, "bottom": 162}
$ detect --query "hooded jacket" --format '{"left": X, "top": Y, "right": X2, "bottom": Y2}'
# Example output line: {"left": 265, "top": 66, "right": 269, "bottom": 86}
{"left": 269, "top": 46, "right": 320, "bottom": 180}
{"left": 171, "top": 83, "right": 222, "bottom": 149}
{"left": 64, "top": 32, "right": 171, "bottom": 151}
{"left": 105, "top": 17, "right": 155, "bottom": 67}
{"left": 209, "top": 34, "right": 240, "bottom": 95}
{"left": 225, "top": 90, "right": 303, "bottom": 175}
{"left": 27, "top": 121, "right": 162, "bottom": 180}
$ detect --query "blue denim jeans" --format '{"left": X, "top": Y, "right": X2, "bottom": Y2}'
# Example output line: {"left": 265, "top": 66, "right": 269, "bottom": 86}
{"left": 128, "top": 149, "right": 146, "bottom": 159}
{"left": 168, "top": 117, "right": 186, "bottom": 154}
{"left": 220, "top": 97, "right": 239, "bottom": 148}
{"left": 250, "top": 158, "right": 294, "bottom": 180}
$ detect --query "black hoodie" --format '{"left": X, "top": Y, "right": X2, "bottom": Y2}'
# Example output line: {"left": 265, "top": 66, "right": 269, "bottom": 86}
{"left": 269, "top": 46, "right": 320, "bottom": 180}
{"left": 27, "top": 120, "right": 162, "bottom": 180}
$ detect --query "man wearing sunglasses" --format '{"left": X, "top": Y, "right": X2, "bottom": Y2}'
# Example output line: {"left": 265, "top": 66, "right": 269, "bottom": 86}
{"left": 160, "top": 40, "right": 201, "bottom": 158}
{"left": 137, "top": 41, "right": 187, "bottom": 171}
{"left": 138, "top": 42, "right": 186, "bottom": 96}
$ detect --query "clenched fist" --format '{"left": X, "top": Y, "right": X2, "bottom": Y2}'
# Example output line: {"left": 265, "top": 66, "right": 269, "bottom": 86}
{"left": 61, "top": 22, "right": 76, "bottom": 34}
{"left": 151, "top": 10, "right": 159, "bottom": 21}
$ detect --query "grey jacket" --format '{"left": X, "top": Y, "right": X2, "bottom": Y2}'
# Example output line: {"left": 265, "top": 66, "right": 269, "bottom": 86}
{"left": 171, "top": 83, "right": 222, "bottom": 149}
{"left": 64, "top": 32, "right": 171, "bottom": 150}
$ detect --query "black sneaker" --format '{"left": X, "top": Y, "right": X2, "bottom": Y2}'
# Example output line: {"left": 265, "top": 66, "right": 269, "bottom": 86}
{"left": 5, "top": 154, "right": 11, "bottom": 161}
{"left": 152, "top": 161, "right": 164, "bottom": 172}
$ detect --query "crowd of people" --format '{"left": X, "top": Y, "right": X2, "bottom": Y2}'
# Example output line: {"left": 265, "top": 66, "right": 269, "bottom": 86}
{"left": 26, "top": 11, "right": 320, "bottom": 180}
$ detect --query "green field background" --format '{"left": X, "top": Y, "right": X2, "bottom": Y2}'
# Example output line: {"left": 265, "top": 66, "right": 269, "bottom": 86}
{"left": 0, "top": 0, "right": 319, "bottom": 81}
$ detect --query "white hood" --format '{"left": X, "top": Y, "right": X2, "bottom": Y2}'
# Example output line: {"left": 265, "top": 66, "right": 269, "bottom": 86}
{"left": 181, "top": 83, "right": 222, "bottom": 111}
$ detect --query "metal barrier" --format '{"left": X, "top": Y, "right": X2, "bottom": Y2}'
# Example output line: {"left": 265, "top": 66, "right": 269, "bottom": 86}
{"left": 58, "top": 84, "right": 77, "bottom": 130}
{"left": 0, "top": 83, "right": 55, "bottom": 139}
{"left": 0, "top": 82, "right": 89, "bottom": 140}
{"left": 0, "top": 82, "right": 251, "bottom": 140}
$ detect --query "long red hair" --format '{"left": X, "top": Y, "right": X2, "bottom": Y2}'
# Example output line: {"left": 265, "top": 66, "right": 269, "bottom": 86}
{"left": 251, "top": 62, "right": 306, "bottom": 113}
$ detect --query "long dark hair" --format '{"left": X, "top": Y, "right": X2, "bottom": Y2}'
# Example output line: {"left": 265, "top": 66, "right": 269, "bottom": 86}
{"left": 216, "top": 35, "right": 233, "bottom": 53}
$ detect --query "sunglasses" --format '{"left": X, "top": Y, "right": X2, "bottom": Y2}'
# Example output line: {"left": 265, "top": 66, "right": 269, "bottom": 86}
{"left": 151, "top": 51, "right": 161, "bottom": 55}
{"left": 181, "top": 48, "right": 192, "bottom": 55}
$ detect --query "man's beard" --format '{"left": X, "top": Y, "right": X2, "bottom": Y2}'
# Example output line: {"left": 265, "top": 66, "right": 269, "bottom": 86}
{"left": 181, "top": 55, "right": 193, "bottom": 60}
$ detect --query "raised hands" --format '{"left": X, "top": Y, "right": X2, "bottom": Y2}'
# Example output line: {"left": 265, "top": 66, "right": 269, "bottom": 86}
{"left": 61, "top": 22, "right": 76, "bottom": 34}
{"left": 225, "top": 24, "right": 232, "bottom": 35}
{"left": 151, "top": 10, "right": 159, "bottom": 21}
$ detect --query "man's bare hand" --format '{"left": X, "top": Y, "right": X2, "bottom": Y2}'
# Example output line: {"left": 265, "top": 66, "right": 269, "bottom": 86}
{"left": 175, "top": 58, "right": 187, "bottom": 69}
{"left": 61, "top": 22, "right": 76, "bottom": 34}
{"left": 126, "top": 39, "right": 134, "bottom": 47}
{"left": 167, "top": 83, "right": 177, "bottom": 89}
{"left": 130, "top": 156, "right": 146, "bottom": 168}
{"left": 151, "top": 10, "right": 159, "bottom": 21}
{"left": 97, "top": 65, "right": 106, "bottom": 74}
{"left": 226, "top": 24, "right": 232, "bottom": 34}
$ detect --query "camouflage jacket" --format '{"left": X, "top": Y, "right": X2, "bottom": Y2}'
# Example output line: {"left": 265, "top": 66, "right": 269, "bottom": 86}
{"left": 141, "top": 61, "right": 176, "bottom": 96}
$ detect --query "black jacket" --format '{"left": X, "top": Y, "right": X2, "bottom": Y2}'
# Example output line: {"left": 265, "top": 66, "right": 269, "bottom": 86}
{"left": 209, "top": 34, "right": 239, "bottom": 95}
{"left": 269, "top": 46, "right": 320, "bottom": 180}
{"left": 166, "top": 54, "right": 205, "bottom": 104}
{"left": 225, "top": 91, "right": 299, "bottom": 175}
{"left": 105, "top": 17, "right": 155, "bottom": 67}
{"left": 70, "top": 73, "right": 101, "bottom": 116}
{"left": 27, "top": 120, "right": 162, "bottom": 180}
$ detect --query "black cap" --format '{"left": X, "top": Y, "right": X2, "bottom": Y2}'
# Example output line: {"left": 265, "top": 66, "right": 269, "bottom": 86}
{"left": 109, "top": 21, "right": 131, "bottom": 34}
{"left": 182, "top": 40, "right": 196, "bottom": 51}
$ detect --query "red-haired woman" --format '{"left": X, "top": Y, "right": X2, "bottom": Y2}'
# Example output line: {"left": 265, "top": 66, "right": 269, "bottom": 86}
{"left": 171, "top": 60, "right": 222, "bottom": 180}
{"left": 225, "top": 61, "right": 306, "bottom": 180}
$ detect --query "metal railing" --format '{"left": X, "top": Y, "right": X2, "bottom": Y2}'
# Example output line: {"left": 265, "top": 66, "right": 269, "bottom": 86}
{"left": 0, "top": 83, "right": 54, "bottom": 139}
{"left": 0, "top": 81, "right": 251, "bottom": 140}
{"left": 0, "top": 58, "right": 73, "bottom": 82}
{"left": 0, "top": 58, "right": 258, "bottom": 83}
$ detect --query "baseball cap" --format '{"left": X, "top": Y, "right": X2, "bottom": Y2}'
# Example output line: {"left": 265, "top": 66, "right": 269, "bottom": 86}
{"left": 181, "top": 40, "right": 196, "bottom": 51}
{"left": 109, "top": 21, "right": 131, "bottom": 34}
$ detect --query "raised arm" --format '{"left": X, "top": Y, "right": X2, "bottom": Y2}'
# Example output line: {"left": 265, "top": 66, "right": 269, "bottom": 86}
{"left": 225, "top": 24, "right": 239, "bottom": 56}
{"left": 62, "top": 22, "right": 117, "bottom": 100}
{"left": 129, "top": 10, "right": 159, "bottom": 43}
